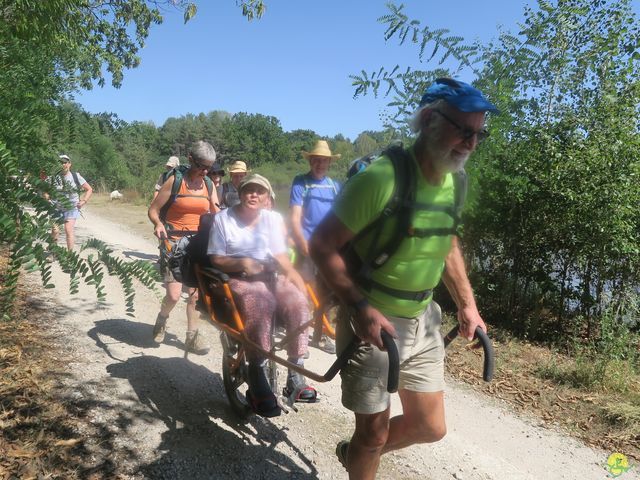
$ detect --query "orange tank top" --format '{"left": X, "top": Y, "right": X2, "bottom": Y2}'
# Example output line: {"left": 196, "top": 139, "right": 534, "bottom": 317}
{"left": 165, "top": 178, "right": 210, "bottom": 238}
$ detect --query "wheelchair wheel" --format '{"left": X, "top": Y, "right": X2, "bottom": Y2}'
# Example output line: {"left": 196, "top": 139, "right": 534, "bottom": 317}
{"left": 220, "top": 333, "right": 252, "bottom": 419}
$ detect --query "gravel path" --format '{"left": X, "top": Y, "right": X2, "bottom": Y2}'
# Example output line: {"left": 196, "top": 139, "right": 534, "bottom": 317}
{"left": 30, "top": 206, "right": 623, "bottom": 480}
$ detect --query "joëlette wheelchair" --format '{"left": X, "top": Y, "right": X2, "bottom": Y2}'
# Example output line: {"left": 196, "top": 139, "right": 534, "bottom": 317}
{"left": 174, "top": 214, "right": 492, "bottom": 419}
{"left": 192, "top": 260, "right": 400, "bottom": 419}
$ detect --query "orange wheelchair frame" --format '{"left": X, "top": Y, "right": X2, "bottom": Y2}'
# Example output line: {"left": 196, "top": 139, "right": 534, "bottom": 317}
{"left": 306, "top": 283, "right": 337, "bottom": 341}
{"left": 193, "top": 263, "right": 399, "bottom": 419}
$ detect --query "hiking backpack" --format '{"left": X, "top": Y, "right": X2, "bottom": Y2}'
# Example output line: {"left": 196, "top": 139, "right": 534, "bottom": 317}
{"left": 165, "top": 212, "right": 215, "bottom": 288}
{"left": 342, "top": 143, "right": 467, "bottom": 302}
{"left": 54, "top": 171, "right": 82, "bottom": 190}
{"left": 158, "top": 165, "right": 214, "bottom": 224}
{"left": 299, "top": 174, "right": 338, "bottom": 199}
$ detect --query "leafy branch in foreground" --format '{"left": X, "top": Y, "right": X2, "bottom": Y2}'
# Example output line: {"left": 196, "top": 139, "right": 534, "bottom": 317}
{"left": 0, "top": 145, "right": 160, "bottom": 320}
{"left": 82, "top": 238, "right": 159, "bottom": 315}
{"left": 1, "top": 1, "right": 270, "bottom": 321}
{"left": 350, "top": 2, "right": 480, "bottom": 128}
{"left": 355, "top": 0, "right": 639, "bottom": 345}
{"left": 237, "top": 0, "right": 266, "bottom": 21}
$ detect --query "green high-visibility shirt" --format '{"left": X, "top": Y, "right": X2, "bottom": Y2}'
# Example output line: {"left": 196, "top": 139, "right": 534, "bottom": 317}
{"left": 333, "top": 147, "right": 456, "bottom": 318}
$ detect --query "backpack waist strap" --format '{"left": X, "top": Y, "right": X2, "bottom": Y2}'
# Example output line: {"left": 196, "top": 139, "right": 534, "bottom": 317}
{"left": 343, "top": 248, "right": 433, "bottom": 303}
{"left": 360, "top": 278, "right": 433, "bottom": 302}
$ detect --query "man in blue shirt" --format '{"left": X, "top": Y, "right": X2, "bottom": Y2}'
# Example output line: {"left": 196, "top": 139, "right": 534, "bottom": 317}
{"left": 289, "top": 140, "right": 340, "bottom": 352}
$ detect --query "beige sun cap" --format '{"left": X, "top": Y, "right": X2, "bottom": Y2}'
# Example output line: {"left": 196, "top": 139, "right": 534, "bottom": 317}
{"left": 301, "top": 140, "right": 341, "bottom": 160}
{"left": 165, "top": 156, "right": 180, "bottom": 168}
{"left": 238, "top": 173, "right": 273, "bottom": 196}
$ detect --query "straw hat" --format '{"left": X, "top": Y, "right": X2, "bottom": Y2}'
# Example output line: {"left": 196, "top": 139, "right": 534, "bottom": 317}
{"left": 301, "top": 140, "right": 341, "bottom": 160}
{"left": 228, "top": 160, "right": 248, "bottom": 173}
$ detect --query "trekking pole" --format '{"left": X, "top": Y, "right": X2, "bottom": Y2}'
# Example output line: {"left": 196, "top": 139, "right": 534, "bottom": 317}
{"left": 160, "top": 233, "right": 172, "bottom": 253}
{"left": 443, "top": 326, "right": 494, "bottom": 382}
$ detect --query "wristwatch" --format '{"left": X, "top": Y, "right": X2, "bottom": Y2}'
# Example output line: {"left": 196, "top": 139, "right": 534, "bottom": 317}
{"left": 349, "top": 298, "right": 369, "bottom": 313}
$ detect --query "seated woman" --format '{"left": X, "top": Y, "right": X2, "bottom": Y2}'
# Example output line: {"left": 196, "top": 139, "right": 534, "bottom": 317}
{"left": 207, "top": 173, "right": 316, "bottom": 417}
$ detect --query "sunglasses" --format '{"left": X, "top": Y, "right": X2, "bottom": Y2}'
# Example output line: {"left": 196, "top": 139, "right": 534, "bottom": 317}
{"left": 191, "top": 159, "right": 212, "bottom": 170}
{"left": 434, "top": 109, "right": 489, "bottom": 143}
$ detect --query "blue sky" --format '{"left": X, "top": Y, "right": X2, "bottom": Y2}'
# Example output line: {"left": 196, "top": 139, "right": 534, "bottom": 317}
{"left": 75, "top": 1, "right": 535, "bottom": 140}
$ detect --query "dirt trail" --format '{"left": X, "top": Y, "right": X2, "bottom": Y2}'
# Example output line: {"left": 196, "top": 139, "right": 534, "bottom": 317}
{"left": 30, "top": 206, "right": 626, "bottom": 480}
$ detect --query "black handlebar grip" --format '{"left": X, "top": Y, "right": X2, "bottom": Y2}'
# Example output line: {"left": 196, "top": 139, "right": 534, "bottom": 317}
{"left": 443, "top": 326, "right": 494, "bottom": 382}
{"left": 381, "top": 330, "right": 399, "bottom": 393}
{"left": 323, "top": 331, "right": 400, "bottom": 393}
{"left": 323, "top": 337, "right": 359, "bottom": 382}
{"left": 474, "top": 327, "right": 495, "bottom": 382}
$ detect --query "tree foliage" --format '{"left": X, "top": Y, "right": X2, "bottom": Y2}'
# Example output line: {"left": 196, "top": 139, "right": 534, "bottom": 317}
{"left": 356, "top": 0, "right": 640, "bottom": 348}
{"left": 0, "top": 0, "right": 276, "bottom": 318}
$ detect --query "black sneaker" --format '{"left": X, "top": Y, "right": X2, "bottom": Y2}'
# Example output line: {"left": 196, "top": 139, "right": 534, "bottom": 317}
{"left": 284, "top": 371, "right": 317, "bottom": 403}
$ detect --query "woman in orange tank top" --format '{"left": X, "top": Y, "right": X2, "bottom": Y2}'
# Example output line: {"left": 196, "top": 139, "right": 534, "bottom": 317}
{"left": 148, "top": 141, "right": 220, "bottom": 355}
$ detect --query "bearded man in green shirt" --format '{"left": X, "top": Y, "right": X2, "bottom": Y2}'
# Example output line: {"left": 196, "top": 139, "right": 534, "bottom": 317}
{"left": 310, "top": 78, "right": 496, "bottom": 479}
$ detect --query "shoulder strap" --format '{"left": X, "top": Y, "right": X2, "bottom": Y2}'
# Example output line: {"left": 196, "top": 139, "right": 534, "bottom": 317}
{"left": 159, "top": 166, "right": 186, "bottom": 222}
{"left": 160, "top": 167, "right": 214, "bottom": 223}
{"left": 344, "top": 144, "right": 414, "bottom": 276}
{"left": 301, "top": 173, "right": 312, "bottom": 200}
{"left": 327, "top": 177, "right": 338, "bottom": 195}
{"left": 362, "top": 145, "right": 416, "bottom": 268}
{"left": 71, "top": 172, "right": 81, "bottom": 189}
{"left": 203, "top": 174, "right": 213, "bottom": 198}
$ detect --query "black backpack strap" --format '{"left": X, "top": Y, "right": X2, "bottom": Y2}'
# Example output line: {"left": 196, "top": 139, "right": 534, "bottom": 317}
{"left": 343, "top": 144, "right": 435, "bottom": 302}
{"left": 360, "top": 145, "right": 415, "bottom": 270}
{"left": 345, "top": 145, "right": 415, "bottom": 279}
{"left": 159, "top": 167, "right": 185, "bottom": 223}
{"left": 71, "top": 171, "right": 81, "bottom": 189}
{"left": 160, "top": 167, "right": 214, "bottom": 225}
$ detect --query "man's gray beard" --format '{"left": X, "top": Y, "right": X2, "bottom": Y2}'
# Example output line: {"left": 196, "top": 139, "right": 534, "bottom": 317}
{"left": 426, "top": 141, "right": 470, "bottom": 174}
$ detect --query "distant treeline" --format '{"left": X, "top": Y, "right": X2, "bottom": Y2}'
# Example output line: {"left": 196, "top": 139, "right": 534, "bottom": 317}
{"left": 49, "top": 102, "right": 402, "bottom": 195}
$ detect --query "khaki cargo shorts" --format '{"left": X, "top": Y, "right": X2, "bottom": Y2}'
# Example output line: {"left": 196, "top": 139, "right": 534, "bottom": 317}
{"left": 336, "top": 301, "right": 445, "bottom": 414}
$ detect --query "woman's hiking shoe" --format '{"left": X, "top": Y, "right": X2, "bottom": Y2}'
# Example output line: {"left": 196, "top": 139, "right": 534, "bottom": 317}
{"left": 185, "top": 330, "right": 210, "bottom": 355}
{"left": 152, "top": 314, "right": 168, "bottom": 343}
{"left": 247, "top": 361, "right": 281, "bottom": 417}
{"left": 335, "top": 440, "right": 349, "bottom": 470}
{"left": 309, "top": 334, "right": 336, "bottom": 354}
{"left": 283, "top": 371, "right": 317, "bottom": 403}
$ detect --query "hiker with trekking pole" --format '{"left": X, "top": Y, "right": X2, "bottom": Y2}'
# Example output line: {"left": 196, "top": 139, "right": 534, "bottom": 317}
{"left": 148, "top": 140, "right": 220, "bottom": 355}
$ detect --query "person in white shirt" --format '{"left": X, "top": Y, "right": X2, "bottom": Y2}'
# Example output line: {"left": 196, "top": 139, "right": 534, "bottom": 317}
{"left": 208, "top": 173, "right": 316, "bottom": 417}
{"left": 51, "top": 154, "right": 92, "bottom": 250}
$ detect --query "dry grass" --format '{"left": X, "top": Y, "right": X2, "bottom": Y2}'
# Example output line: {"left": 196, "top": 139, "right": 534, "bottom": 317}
{"left": 87, "top": 193, "right": 155, "bottom": 243}
{"left": 443, "top": 317, "right": 640, "bottom": 461}
{"left": 0, "top": 257, "right": 128, "bottom": 479}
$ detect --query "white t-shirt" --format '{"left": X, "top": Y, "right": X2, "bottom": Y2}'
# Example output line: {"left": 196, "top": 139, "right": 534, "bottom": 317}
{"left": 53, "top": 171, "right": 87, "bottom": 207}
{"left": 207, "top": 207, "right": 287, "bottom": 261}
